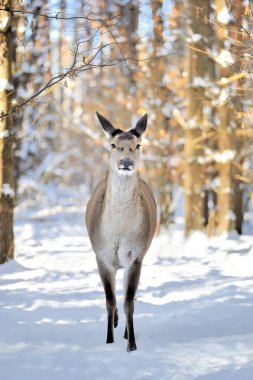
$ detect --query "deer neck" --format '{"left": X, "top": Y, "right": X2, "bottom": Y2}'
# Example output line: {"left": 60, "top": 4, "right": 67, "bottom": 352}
{"left": 106, "top": 170, "right": 140, "bottom": 209}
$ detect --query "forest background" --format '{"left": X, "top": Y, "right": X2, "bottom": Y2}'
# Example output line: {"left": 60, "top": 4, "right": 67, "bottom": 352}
{"left": 0, "top": 0, "right": 253, "bottom": 264}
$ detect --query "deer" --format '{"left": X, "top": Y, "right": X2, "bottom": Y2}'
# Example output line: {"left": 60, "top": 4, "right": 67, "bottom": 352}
{"left": 85, "top": 112, "right": 157, "bottom": 352}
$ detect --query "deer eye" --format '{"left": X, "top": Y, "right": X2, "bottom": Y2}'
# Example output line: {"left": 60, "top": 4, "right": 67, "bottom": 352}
{"left": 136, "top": 144, "right": 141, "bottom": 150}
{"left": 111, "top": 144, "right": 116, "bottom": 149}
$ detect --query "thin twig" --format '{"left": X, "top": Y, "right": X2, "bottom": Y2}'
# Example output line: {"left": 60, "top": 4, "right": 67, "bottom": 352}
{"left": 0, "top": 6, "right": 131, "bottom": 23}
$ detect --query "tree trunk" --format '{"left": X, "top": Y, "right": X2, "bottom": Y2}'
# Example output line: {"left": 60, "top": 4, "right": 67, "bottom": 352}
{"left": 13, "top": 0, "right": 41, "bottom": 190}
{"left": 150, "top": 0, "right": 172, "bottom": 229}
{"left": 111, "top": 0, "right": 139, "bottom": 126}
{"left": 215, "top": 0, "right": 234, "bottom": 234}
{"left": 232, "top": 0, "right": 244, "bottom": 234}
{"left": 0, "top": 1, "right": 15, "bottom": 264}
{"left": 184, "top": 0, "right": 212, "bottom": 235}
{"left": 12, "top": 1, "right": 25, "bottom": 195}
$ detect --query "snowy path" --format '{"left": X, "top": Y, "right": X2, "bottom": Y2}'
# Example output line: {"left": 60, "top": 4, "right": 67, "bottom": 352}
{"left": 1, "top": 207, "right": 253, "bottom": 380}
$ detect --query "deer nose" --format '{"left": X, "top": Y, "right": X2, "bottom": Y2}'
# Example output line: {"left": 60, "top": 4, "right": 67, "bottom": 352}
{"left": 120, "top": 158, "right": 133, "bottom": 168}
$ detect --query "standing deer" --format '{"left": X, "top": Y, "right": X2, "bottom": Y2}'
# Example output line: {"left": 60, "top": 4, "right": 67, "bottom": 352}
{"left": 85, "top": 112, "right": 157, "bottom": 352}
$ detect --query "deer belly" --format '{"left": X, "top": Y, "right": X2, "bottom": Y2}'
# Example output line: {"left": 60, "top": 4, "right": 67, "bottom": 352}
{"left": 98, "top": 226, "right": 147, "bottom": 269}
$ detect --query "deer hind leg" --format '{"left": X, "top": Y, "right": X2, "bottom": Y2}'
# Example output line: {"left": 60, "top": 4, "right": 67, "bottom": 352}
{"left": 123, "top": 259, "right": 142, "bottom": 352}
{"left": 97, "top": 261, "right": 117, "bottom": 344}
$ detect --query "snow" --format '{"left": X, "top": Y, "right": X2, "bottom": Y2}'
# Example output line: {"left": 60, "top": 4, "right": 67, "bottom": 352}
{"left": 186, "top": 34, "right": 202, "bottom": 43}
{"left": 0, "top": 16, "right": 10, "bottom": 32}
{"left": 218, "top": 88, "right": 230, "bottom": 105}
{"left": 192, "top": 77, "right": 208, "bottom": 88}
{"left": 215, "top": 50, "right": 234, "bottom": 68}
{"left": 1, "top": 206, "right": 253, "bottom": 379}
{"left": 217, "top": 6, "right": 232, "bottom": 25}
{"left": 213, "top": 149, "right": 236, "bottom": 163}
{"left": 0, "top": 129, "right": 9, "bottom": 138}
{"left": 1, "top": 183, "right": 15, "bottom": 198}
{"left": 192, "top": 33, "right": 202, "bottom": 43}
{"left": 0, "top": 78, "right": 14, "bottom": 92}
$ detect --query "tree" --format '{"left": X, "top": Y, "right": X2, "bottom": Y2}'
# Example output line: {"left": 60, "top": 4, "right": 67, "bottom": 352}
{"left": 231, "top": 0, "right": 247, "bottom": 234}
{"left": 0, "top": 1, "right": 15, "bottom": 263}
{"left": 150, "top": 0, "right": 172, "bottom": 228}
{"left": 184, "top": 0, "right": 212, "bottom": 235}
{"left": 215, "top": 0, "right": 235, "bottom": 234}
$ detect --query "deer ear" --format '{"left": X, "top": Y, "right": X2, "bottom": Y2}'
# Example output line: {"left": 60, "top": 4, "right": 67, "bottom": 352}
{"left": 96, "top": 112, "right": 123, "bottom": 138}
{"left": 130, "top": 114, "right": 148, "bottom": 138}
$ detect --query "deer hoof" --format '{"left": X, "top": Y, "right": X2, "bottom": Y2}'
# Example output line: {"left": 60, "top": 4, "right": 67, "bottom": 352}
{"left": 106, "top": 334, "right": 114, "bottom": 344}
{"left": 127, "top": 342, "right": 137, "bottom": 352}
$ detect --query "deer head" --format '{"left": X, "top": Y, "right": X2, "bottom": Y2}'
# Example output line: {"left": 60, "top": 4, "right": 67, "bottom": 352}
{"left": 96, "top": 112, "right": 148, "bottom": 176}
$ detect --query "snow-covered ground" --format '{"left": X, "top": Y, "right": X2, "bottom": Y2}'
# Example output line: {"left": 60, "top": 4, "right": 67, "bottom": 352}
{"left": 1, "top": 206, "right": 253, "bottom": 380}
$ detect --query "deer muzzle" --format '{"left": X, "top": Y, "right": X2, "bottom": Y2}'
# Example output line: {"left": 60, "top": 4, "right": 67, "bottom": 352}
{"left": 119, "top": 158, "right": 134, "bottom": 171}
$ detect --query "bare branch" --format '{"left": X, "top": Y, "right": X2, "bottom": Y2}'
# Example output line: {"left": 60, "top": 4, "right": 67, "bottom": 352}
{"left": 1, "top": 42, "right": 116, "bottom": 119}
{"left": 0, "top": 5, "right": 131, "bottom": 23}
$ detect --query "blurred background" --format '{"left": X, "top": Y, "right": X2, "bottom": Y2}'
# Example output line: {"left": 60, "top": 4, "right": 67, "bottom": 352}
{"left": 1, "top": 0, "right": 253, "bottom": 263}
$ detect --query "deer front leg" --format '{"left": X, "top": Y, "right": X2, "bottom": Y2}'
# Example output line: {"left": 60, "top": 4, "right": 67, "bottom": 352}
{"left": 123, "top": 259, "right": 142, "bottom": 352}
{"left": 97, "top": 261, "right": 117, "bottom": 344}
